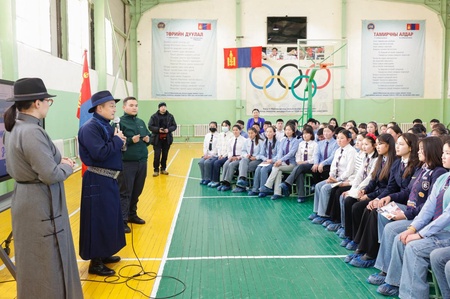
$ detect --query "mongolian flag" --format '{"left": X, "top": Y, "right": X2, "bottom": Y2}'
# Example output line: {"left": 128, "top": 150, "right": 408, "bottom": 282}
{"left": 406, "top": 23, "right": 420, "bottom": 30}
{"left": 76, "top": 50, "right": 92, "bottom": 175}
{"left": 224, "top": 46, "right": 262, "bottom": 69}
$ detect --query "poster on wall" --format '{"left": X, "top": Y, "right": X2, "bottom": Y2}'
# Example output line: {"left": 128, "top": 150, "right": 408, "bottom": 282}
{"left": 361, "top": 20, "right": 425, "bottom": 98}
{"left": 152, "top": 19, "right": 217, "bottom": 99}
{"left": 246, "top": 49, "right": 333, "bottom": 117}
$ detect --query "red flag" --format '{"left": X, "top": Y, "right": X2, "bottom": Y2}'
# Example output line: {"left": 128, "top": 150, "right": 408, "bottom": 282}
{"left": 76, "top": 50, "right": 92, "bottom": 176}
{"left": 224, "top": 48, "right": 238, "bottom": 69}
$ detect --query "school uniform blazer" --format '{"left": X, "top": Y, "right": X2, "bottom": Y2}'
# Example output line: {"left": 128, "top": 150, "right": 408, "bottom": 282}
{"left": 202, "top": 132, "right": 219, "bottom": 156}
{"left": 275, "top": 136, "right": 300, "bottom": 165}
{"left": 377, "top": 159, "right": 413, "bottom": 205}
{"left": 313, "top": 138, "right": 339, "bottom": 166}
{"left": 404, "top": 166, "right": 447, "bottom": 220}
{"left": 241, "top": 137, "right": 262, "bottom": 159}
{"left": 217, "top": 131, "right": 234, "bottom": 157}
{"left": 260, "top": 138, "right": 279, "bottom": 162}
{"left": 227, "top": 135, "right": 247, "bottom": 158}
{"left": 363, "top": 157, "right": 399, "bottom": 200}
{"left": 295, "top": 140, "right": 318, "bottom": 164}
{"left": 411, "top": 172, "right": 450, "bottom": 237}
{"left": 329, "top": 144, "right": 357, "bottom": 182}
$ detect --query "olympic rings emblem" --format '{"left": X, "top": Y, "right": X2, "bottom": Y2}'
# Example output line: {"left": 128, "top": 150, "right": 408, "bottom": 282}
{"left": 249, "top": 63, "right": 330, "bottom": 101}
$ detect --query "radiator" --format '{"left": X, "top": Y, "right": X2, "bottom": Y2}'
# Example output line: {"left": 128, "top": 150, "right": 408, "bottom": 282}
{"left": 173, "top": 125, "right": 182, "bottom": 137}
{"left": 399, "top": 122, "right": 426, "bottom": 133}
{"left": 53, "top": 139, "right": 65, "bottom": 157}
{"left": 194, "top": 124, "right": 209, "bottom": 137}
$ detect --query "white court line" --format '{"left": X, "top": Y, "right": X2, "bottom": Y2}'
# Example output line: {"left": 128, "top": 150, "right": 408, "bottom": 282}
{"left": 184, "top": 195, "right": 258, "bottom": 199}
{"left": 166, "top": 149, "right": 180, "bottom": 170}
{"left": 150, "top": 157, "right": 192, "bottom": 298}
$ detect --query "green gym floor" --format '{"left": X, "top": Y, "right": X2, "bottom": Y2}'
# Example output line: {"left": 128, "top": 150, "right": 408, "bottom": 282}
{"left": 154, "top": 159, "right": 396, "bottom": 299}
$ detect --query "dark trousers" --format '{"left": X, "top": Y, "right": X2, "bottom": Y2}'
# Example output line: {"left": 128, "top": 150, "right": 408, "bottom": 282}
{"left": 212, "top": 157, "right": 228, "bottom": 182}
{"left": 284, "top": 163, "right": 313, "bottom": 197}
{"left": 311, "top": 165, "right": 330, "bottom": 185}
{"left": 343, "top": 197, "right": 370, "bottom": 240}
{"left": 153, "top": 139, "right": 170, "bottom": 171}
{"left": 326, "top": 186, "right": 351, "bottom": 223}
{"left": 118, "top": 161, "right": 147, "bottom": 221}
{"left": 353, "top": 208, "right": 379, "bottom": 258}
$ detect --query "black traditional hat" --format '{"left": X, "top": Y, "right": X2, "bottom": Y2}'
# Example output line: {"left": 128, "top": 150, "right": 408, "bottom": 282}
{"left": 7, "top": 78, "right": 56, "bottom": 102}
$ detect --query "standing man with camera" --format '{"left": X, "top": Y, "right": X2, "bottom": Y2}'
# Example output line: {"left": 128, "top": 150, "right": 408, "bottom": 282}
{"left": 148, "top": 102, "right": 177, "bottom": 177}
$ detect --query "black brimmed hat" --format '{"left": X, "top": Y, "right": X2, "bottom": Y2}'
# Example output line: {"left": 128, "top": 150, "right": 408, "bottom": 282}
{"left": 7, "top": 78, "right": 56, "bottom": 102}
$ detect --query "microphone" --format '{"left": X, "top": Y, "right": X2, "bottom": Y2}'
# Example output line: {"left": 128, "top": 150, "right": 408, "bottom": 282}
{"left": 113, "top": 117, "right": 120, "bottom": 130}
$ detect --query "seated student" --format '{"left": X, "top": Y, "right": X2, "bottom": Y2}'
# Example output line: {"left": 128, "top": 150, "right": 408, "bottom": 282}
{"left": 279, "top": 125, "right": 318, "bottom": 202}
{"left": 310, "top": 130, "right": 357, "bottom": 224}
{"left": 275, "top": 118, "right": 285, "bottom": 141}
{"left": 345, "top": 120, "right": 357, "bottom": 131}
{"left": 310, "top": 125, "right": 339, "bottom": 187}
{"left": 367, "top": 137, "right": 446, "bottom": 287}
{"left": 307, "top": 118, "right": 320, "bottom": 135}
{"left": 375, "top": 140, "right": 450, "bottom": 298}
{"left": 324, "top": 132, "right": 369, "bottom": 231}
{"left": 199, "top": 121, "right": 220, "bottom": 185}
{"left": 233, "top": 127, "right": 263, "bottom": 192}
{"left": 408, "top": 123, "right": 427, "bottom": 139}
{"left": 328, "top": 117, "right": 338, "bottom": 128}
{"left": 340, "top": 134, "right": 396, "bottom": 249}
{"left": 379, "top": 124, "right": 388, "bottom": 135}
{"left": 367, "top": 121, "right": 380, "bottom": 136}
{"left": 236, "top": 120, "right": 249, "bottom": 138}
{"left": 431, "top": 123, "right": 449, "bottom": 137}
{"left": 259, "top": 122, "right": 299, "bottom": 199}
{"left": 316, "top": 127, "right": 325, "bottom": 141}
{"left": 209, "top": 120, "right": 233, "bottom": 188}
{"left": 387, "top": 121, "right": 398, "bottom": 128}
{"left": 428, "top": 118, "right": 440, "bottom": 136}
{"left": 334, "top": 133, "right": 378, "bottom": 236}
{"left": 386, "top": 124, "right": 402, "bottom": 142}
{"left": 261, "top": 120, "right": 272, "bottom": 139}
{"left": 248, "top": 126, "right": 278, "bottom": 196}
{"left": 252, "top": 123, "right": 266, "bottom": 141}
{"left": 217, "top": 125, "right": 247, "bottom": 191}
{"left": 346, "top": 133, "right": 420, "bottom": 267}
{"left": 349, "top": 127, "right": 359, "bottom": 144}
{"left": 286, "top": 119, "right": 302, "bottom": 140}
{"left": 358, "top": 123, "right": 367, "bottom": 134}
{"left": 413, "top": 118, "right": 423, "bottom": 125}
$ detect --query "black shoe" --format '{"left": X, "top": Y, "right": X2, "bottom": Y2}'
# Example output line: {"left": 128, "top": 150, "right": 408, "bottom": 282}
{"left": 102, "top": 256, "right": 121, "bottom": 264}
{"left": 88, "top": 259, "right": 115, "bottom": 276}
{"left": 124, "top": 222, "right": 131, "bottom": 233}
{"left": 128, "top": 215, "right": 146, "bottom": 225}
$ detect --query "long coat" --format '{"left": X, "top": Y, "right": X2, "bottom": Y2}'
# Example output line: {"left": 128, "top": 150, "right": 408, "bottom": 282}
{"left": 78, "top": 113, "right": 126, "bottom": 259}
{"left": 5, "top": 113, "right": 83, "bottom": 299}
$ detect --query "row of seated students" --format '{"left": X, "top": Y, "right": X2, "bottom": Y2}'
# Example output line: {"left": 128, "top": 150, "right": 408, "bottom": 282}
{"left": 198, "top": 116, "right": 450, "bottom": 298}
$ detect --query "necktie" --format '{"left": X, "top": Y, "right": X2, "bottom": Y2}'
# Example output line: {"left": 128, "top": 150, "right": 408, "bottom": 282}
{"left": 285, "top": 139, "right": 291, "bottom": 165}
{"left": 401, "top": 161, "right": 406, "bottom": 171}
{"left": 232, "top": 138, "right": 237, "bottom": 156}
{"left": 268, "top": 142, "right": 272, "bottom": 159}
{"left": 303, "top": 142, "right": 308, "bottom": 161}
{"left": 250, "top": 140, "right": 254, "bottom": 156}
{"left": 324, "top": 141, "right": 329, "bottom": 160}
{"left": 335, "top": 148, "right": 344, "bottom": 177}
{"left": 432, "top": 176, "right": 450, "bottom": 220}
{"left": 208, "top": 134, "right": 213, "bottom": 151}
{"left": 362, "top": 155, "right": 370, "bottom": 180}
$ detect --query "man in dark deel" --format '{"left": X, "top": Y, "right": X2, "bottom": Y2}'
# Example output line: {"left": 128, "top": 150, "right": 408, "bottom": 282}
{"left": 118, "top": 96, "right": 151, "bottom": 233}
{"left": 78, "top": 90, "right": 127, "bottom": 276}
{"left": 148, "top": 101, "right": 177, "bottom": 177}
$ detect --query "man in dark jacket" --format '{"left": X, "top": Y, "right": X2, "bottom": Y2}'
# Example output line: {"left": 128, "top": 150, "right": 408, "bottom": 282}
{"left": 148, "top": 102, "right": 177, "bottom": 176}
{"left": 118, "top": 96, "right": 151, "bottom": 233}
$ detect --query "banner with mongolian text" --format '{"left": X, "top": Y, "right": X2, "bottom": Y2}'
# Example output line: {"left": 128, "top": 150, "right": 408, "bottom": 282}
{"left": 245, "top": 58, "right": 333, "bottom": 116}
{"left": 152, "top": 19, "right": 217, "bottom": 99}
{"left": 361, "top": 20, "right": 425, "bottom": 98}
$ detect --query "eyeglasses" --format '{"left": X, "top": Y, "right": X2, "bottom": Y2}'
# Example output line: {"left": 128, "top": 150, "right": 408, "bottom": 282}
{"left": 44, "top": 99, "right": 53, "bottom": 106}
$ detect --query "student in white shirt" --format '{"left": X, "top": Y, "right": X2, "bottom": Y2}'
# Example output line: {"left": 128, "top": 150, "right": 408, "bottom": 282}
{"left": 209, "top": 120, "right": 233, "bottom": 188}
{"left": 199, "top": 121, "right": 220, "bottom": 185}
{"left": 217, "top": 125, "right": 247, "bottom": 191}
